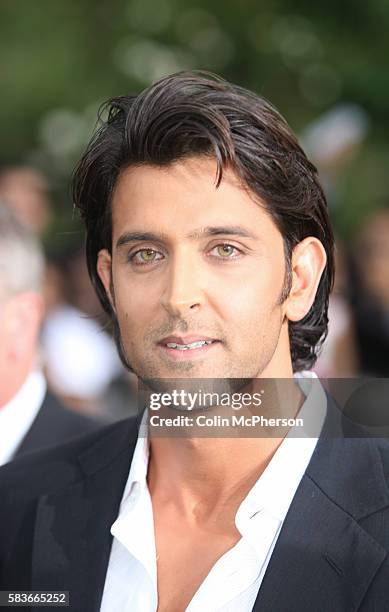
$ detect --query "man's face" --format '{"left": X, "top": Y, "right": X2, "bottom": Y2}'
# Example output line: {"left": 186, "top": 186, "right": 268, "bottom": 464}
{"left": 98, "top": 157, "right": 293, "bottom": 381}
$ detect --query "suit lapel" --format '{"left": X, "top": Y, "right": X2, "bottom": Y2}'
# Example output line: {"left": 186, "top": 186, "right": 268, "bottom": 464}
{"left": 252, "top": 470, "right": 386, "bottom": 611}
{"left": 252, "top": 403, "right": 389, "bottom": 612}
{"left": 31, "top": 417, "right": 140, "bottom": 612}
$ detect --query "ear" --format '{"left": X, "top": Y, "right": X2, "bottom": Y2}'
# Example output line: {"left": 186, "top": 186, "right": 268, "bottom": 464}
{"left": 284, "top": 237, "right": 327, "bottom": 322}
{"left": 97, "top": 249, "right": 115, "bottom": 310}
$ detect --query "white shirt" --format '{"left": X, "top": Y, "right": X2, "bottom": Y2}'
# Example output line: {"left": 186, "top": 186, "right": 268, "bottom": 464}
{"left": 101, "top": 372, "right": 327, "bottom": 611}
{"left": 0, "top": 370, "right": 46, "bottom": 466}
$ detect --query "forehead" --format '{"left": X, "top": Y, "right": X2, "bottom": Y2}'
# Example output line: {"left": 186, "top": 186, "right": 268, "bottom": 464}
{"left": 110, "top": 157, "right": 281, "bottom": 241}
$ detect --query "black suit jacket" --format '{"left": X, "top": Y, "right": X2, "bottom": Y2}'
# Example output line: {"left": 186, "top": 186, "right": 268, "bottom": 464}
{"left": 12, "top": 392, "right": 102, "bottom": 460}
{"left": 1, "top": 403, "right": 389, "bottom": 612}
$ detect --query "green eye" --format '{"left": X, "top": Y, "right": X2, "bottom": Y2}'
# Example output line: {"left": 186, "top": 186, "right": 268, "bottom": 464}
{"left": 216, "top": 244, "right": 236, "bottom": 257}
{"left": 140, "top": 249, "right": 157, "bottom": 261}
{"left": 131, "top": 248, "right": 163, "bottom": 264}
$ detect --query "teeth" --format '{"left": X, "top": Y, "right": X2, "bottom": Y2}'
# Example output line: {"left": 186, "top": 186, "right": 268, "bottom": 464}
{"left": 166, "top": 340, "right": 213, "bottom": 350}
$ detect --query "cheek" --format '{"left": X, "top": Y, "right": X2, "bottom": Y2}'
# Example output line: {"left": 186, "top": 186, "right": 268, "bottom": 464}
{"left": 217, "top": 263, "right": 282, "bottom": 322}
{"left": 114, "top": 273, "right": 160, "bottom": 334}
{"left": 224, "top": 292, "right": 275, "bottom": 341}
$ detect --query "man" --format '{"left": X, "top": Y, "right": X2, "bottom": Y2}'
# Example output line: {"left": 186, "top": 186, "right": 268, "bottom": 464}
{"left": 1, "top": 72, "right": 388, "bottom": 611}
{"left": 0, "top": 204, "right": 101, "bottom": 465}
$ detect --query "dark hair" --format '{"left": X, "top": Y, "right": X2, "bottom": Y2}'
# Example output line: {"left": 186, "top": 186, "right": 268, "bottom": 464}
{"left": 73, "top": 71, "right": 334, "bottom": 372}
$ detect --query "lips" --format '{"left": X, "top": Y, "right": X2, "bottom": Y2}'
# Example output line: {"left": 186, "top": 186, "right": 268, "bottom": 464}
{"left": 157, "top": 335, "right": 220, "bottom": 360}
{"left": 159, "top": 335, "right": 217, "bottom": 345}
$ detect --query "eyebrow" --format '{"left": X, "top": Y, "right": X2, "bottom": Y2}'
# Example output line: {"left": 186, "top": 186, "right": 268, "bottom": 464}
{"left": 116, "top": 226, "right": 257, "bottom": 249}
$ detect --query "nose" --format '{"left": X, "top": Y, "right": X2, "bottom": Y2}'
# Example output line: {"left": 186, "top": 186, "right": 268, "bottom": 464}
{"left": 160, "top": 253, "right": 204, "bottom": 317}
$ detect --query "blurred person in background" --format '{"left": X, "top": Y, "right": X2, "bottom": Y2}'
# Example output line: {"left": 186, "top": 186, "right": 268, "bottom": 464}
{"left": 0, "top": 203, "right": 101, "bottom": 466}
{"left": 351, "top": 208, "right": 389, "bottom": 376}
{"left": 0, "top": 163, "right": 131, "bottom": 417}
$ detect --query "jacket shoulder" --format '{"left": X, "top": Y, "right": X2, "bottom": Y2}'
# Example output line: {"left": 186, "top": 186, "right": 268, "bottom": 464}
{"left": 0, "top": 416, "right": 139, "bottom": 502}
{"left": 14, "top": 392, "right": 104, "bottom": 458}
{"left": 40, "top": 392, "right": 104, "bottom": 434}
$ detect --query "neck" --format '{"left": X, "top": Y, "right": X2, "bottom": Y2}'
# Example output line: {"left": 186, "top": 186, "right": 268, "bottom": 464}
{"left": 147, "top": 380, "right": 304, "bottom": 519}
{"left": 148, "top": 436, "right": 280, "bottom": 514}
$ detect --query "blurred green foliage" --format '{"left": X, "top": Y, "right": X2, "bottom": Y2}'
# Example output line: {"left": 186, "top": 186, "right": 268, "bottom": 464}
{"left": 1, "top": 0, "right": 389, "bottom": 247}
